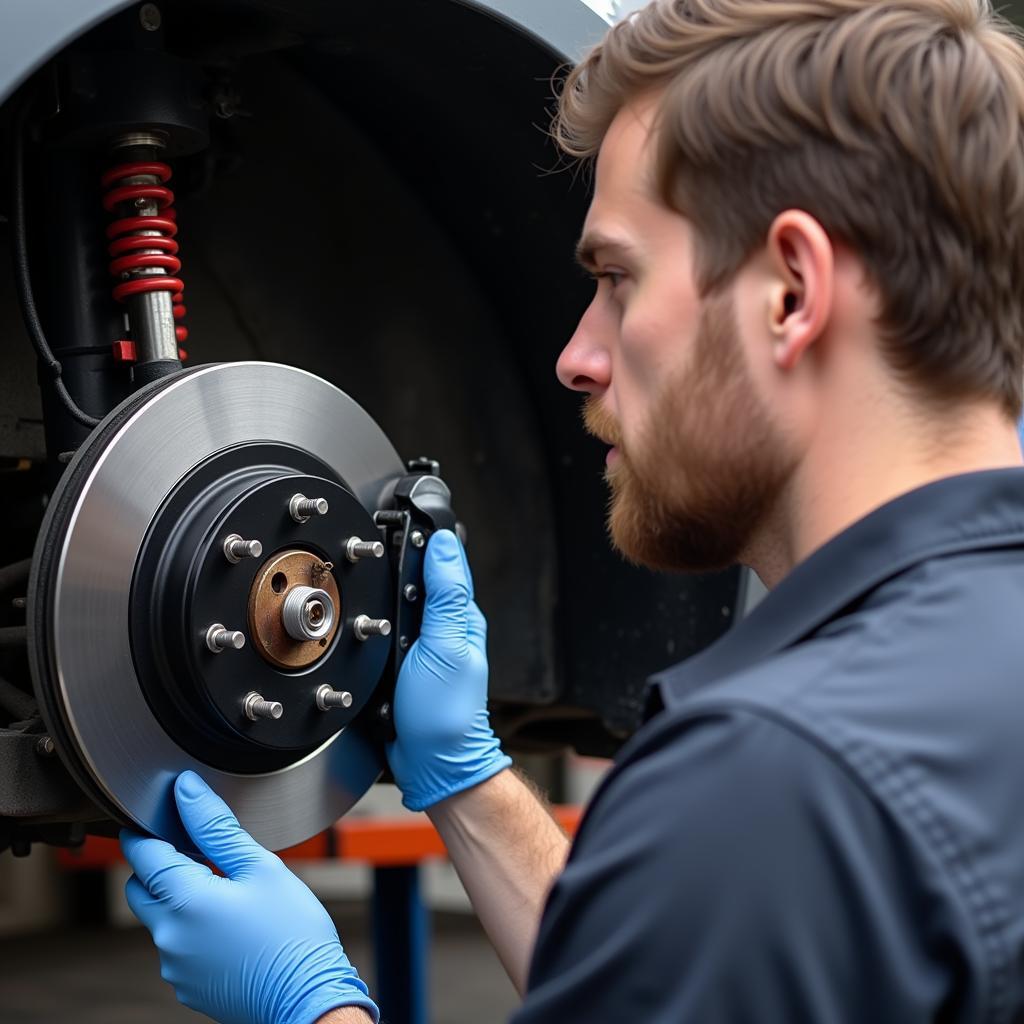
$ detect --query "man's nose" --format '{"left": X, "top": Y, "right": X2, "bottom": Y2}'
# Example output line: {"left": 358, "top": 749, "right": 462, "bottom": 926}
{"left": 556, "top": 310, "right": 611, "bottom": 394}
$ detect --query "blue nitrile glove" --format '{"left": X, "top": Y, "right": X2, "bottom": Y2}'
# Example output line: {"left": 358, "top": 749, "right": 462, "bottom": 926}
{"left": 386, "top": 529, "right": 512, "bottom": 811}
{"left": 120, "top": 770, "right": 378, "bottom": 1024}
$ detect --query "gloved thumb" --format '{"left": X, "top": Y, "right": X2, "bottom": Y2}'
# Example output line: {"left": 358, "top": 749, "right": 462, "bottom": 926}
{"left": 174, "top": 771, "right": 267, "bottom": 879}
{"left": 420, "top": 530, "right": 471, "bottom": 643}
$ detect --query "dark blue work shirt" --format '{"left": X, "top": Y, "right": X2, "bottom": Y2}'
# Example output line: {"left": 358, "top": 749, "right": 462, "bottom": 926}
{"left": 513, "top": 469, "right": 1024, "bottom": 1023}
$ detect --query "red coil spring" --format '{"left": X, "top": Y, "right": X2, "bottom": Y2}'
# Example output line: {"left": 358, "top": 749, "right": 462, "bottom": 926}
{"left": 101, "top": 161, "right": 188, "bottom": 345}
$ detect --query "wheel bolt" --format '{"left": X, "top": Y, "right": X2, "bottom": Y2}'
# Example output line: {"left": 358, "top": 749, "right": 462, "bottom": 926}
{"left": 206, "top": 624, "right": 245, "bottom": 653}
{"left": 223, "top": 534, "right": 263, "bottom": 564}
{"left": 345, "top": 537, "right": 385, "bottom": 562}
{"left": 353, "top": 615, "right": 392, "bottom": 641}
{"left": 289, "top": 493, "right": 329, "bottom": 523}
{"left": 316, "top": 685, "right": 354, "bottom": 711}
{"left": 244, "top": 692, "right": 283, "bottom": 721}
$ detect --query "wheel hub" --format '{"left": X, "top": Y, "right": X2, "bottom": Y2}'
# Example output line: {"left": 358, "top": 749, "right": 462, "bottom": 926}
{"left": 252, "top": 549, "right": 342, "bottom": 666}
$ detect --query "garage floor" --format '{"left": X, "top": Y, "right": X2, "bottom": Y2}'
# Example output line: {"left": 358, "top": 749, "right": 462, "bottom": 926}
{"left": 0, "top": 901, "right": 520, "bottom": 1024}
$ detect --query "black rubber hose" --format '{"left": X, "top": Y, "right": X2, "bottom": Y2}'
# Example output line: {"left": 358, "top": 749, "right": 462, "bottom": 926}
{"left": 0, "top": 558, "right": 32, "bottom": 595}
{"left": 0, "top": 673, "right": 37, "bottom": 722}
{"left": 11, "top": 104, "right": 100, "bottom": 430}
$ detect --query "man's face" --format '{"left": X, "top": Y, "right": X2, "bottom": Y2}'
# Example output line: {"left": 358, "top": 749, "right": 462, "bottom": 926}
{"left": 557, "top": 97, "right": 797, "bottom": 572}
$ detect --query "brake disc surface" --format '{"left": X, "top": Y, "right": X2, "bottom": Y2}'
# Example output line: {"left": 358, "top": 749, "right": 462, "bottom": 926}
{"left": 29, "top": 362, "right": 404, "bottom": 850}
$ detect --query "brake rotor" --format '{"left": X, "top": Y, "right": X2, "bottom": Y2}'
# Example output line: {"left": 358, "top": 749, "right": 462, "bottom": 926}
{"left": 28, "top": 362, "right": 404, "bottom": 851}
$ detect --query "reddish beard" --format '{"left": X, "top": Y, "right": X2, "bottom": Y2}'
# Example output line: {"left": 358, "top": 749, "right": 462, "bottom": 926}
{"left": 583, "top": 291, "right": 794, "bottom": 573}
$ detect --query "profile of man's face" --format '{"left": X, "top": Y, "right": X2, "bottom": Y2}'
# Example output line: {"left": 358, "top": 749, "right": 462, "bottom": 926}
{"left": 564, "top": 98, "right": 796, "bottom": 574}
{"left": 584, "top": 290, "right": 794, "bottom": 573}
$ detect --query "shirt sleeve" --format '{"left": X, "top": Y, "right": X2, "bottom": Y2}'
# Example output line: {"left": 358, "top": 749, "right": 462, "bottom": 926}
{"left": 511, "top": 710, "right": 947, "bottom": 1024}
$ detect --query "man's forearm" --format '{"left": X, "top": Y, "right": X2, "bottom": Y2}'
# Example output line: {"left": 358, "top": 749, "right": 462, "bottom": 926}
{"left": 427, "top": 767, "right": 571, "bottom": 995}
{"left": 315, "top": 1008, "right": 374, "bottom": 1023}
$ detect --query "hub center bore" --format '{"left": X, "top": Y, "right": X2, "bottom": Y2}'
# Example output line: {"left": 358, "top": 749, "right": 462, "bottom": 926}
{"left": 249, "top": 550, "right": 342, "bottom": 669}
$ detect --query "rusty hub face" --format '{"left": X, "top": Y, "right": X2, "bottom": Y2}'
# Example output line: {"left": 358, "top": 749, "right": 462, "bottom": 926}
{"left": 248, "top": 549, "right": 342, "bottom": 669}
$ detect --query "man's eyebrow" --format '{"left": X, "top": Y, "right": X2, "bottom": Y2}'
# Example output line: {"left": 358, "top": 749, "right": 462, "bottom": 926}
{"left": 574, "top": 232, "right": 635, "bottom": 271}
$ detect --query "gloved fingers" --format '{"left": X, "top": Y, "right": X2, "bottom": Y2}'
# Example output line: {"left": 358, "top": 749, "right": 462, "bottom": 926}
{"left": 466, "top": 598, "right": 487, "bottom": 651}
{"left": 452, "top": 534, "right": 487, "bottom": 650}
{"left": 121, "top": 828, "right": 209, "bottom": 900}
{"left": 455, "top": 533, "right": 476, "bottom": 601}
{"left": 420, "top": 530, "right": 470, "bottom": 644}
{"left": 124, "top": 872, "right": 161, "bottom": 928}
{"left": 174, "top": 771, "right": 268, "bottom": 879}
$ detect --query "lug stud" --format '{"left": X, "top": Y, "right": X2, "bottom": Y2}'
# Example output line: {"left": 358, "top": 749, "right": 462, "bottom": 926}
{"left": 223, "top": 534, "right": 263, "bottom": 564}
{"left": 316, "top": 685, "right": 354, "bottom": 711}
{"left": 206, "top": 624, "right": 246, "bottom": 653}
{"left": 289, "top": 493, "right": 329, "bottom": 523}
{"left": 345, "top": 537, "right": 385, "bottom": 562}
{"left": 244, "top": 692, "right": 283, "bottom": 721}
{"left": 353, "top": 615, "right": 392, "bottom": 641}
{"left": 410, "top": 530, "right": 426, "bottom": 548}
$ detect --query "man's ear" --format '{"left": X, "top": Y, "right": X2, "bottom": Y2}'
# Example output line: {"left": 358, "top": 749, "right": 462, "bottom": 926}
{"left": 766, "top": 211, "right": 834, "bottom": 372}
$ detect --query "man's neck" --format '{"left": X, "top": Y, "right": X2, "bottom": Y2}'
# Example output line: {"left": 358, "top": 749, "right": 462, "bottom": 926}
{"left": 745, "top": 400, "right": 1024, "bottom": 589}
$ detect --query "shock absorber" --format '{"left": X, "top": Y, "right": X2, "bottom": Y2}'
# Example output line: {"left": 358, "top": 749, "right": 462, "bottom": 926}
{"left": 102, "top": 132, "right": 186, "bottom": 384}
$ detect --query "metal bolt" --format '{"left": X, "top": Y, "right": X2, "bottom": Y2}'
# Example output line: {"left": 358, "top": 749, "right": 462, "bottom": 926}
{"left": 35, "top": 736, "right": 56, "bottom": 758}
{"left": 345, "top": 537, "right": 385, "bottom": 562}
{"left": 223, "top": 534, "right": 263, "bottom": 564}
{"left": 139, "top": 3, "right": 162, "bottom": 30}
{"left": 282, "top": 586, "right": 335, "bottom": 642}
{"left": 410, "top": 530, "right": 426, "bottom": 549}
{"left": 289, "top": 493, "right": 329, "bottom": 523}
{"left": 353, "top": 614, "right": 392, "bottom": 641}
{"left": 244, "top": 692, "right": 283, "bottom": 721}
{"left": 315, "top": 685, "right": 354, "bottom": 711}
{"left": 206, "top": 624, "right": 246, "bottom": 653}
{"left": 403, "top": 584, "right": 419, "bottom": 602}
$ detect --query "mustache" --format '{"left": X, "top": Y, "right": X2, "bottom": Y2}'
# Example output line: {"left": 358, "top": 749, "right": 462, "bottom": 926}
{"left": 582, "top": 397, "right": 623, "bottom": 448}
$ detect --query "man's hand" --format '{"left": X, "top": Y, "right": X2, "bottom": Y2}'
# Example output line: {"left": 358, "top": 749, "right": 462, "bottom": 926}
{"left": 385, "top": 530, "right": 565, "bottom": 993}
{"left": 386, "top": 529, "right": 512, "bottom": 810}
{"left": 120, "top": 771, "right": 379, "bottom": 1024}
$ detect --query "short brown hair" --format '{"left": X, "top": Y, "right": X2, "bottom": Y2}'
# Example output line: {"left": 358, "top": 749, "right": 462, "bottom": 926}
{"left": 554, "top": 0, "right": 1024, "bottom": 417}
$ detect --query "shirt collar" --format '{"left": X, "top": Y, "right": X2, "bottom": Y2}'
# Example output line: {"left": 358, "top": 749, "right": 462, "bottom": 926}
{"left": 648, "top": 468, "right": 1024, "bottom": 714}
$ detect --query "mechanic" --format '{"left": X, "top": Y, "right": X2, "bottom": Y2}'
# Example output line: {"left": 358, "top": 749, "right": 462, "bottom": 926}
{"left": 120, "top": 0, "right": 1024, "bottom": 1021}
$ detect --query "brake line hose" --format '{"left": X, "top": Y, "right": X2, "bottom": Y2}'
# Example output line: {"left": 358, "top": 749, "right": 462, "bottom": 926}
{"left": 11, "top": 103, "right": 100, "bottom": 431}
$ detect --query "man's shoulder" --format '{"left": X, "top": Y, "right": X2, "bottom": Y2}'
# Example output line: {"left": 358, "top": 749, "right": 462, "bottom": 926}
{"left": 533, "top": 707, "right": 948, "bottom": 1024}
{"left": 594, "top": 547, "right": 1024, "bottom": 985}
{"left": 569, "top": 705, "right": 886, "bottom": 882}
{"left": 651, "top": 547, "right": 1024, "bottom": 778}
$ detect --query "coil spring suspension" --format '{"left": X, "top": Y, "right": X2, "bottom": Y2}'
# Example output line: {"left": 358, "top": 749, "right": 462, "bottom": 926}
{"left": 101, "top": 160, "right": 188, "bottom": 355}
